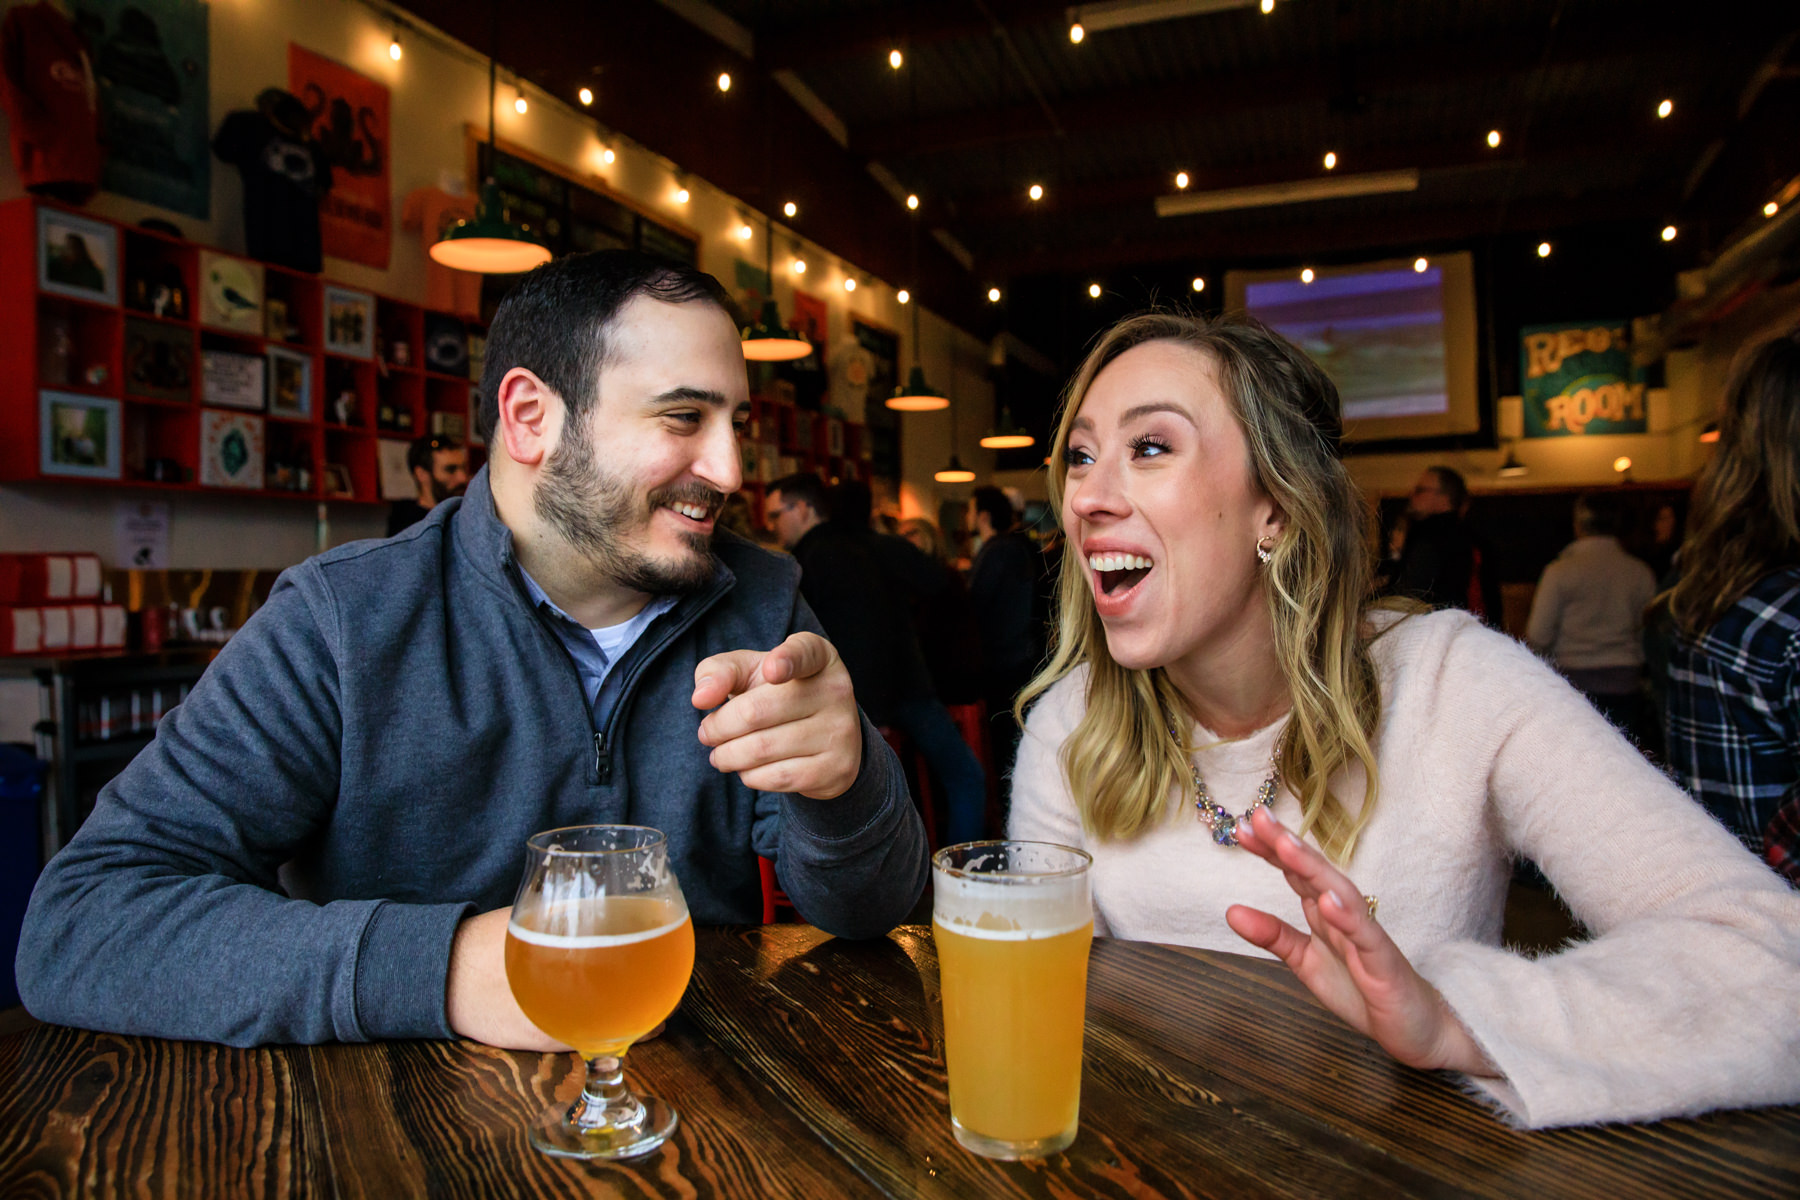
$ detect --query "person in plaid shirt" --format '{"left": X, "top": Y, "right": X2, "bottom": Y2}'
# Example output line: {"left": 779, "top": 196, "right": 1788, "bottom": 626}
{"left": 1660, "top": 329, "right": 1800, "bottom": 863}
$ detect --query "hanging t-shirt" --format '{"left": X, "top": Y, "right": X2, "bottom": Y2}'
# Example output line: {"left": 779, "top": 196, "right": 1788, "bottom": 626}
{"left": 0, "top": 2, "right": 102, "bottom": 203}
{"left": 211, "top": 109, "right": 332, "bottom": 272}
{"left": 402, "top": 186, "right": 482, "bottom": 320}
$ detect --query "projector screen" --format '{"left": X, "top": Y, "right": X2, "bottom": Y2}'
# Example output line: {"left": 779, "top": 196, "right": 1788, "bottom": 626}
{"left": 1226, "top": 252, "right": 1480, "bottom": 443}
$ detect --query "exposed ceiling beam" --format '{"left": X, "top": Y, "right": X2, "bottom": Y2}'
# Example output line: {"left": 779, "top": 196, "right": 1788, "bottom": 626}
{"left": 987, "top": 192, "right": 1668, "bottom": 278}
{"left": 1153, "top": 169, "right": 1421, "bottom": 217}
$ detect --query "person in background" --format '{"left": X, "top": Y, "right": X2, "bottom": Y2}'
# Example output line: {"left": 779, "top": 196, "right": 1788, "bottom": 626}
{"left": 767, "top": 474, "right": 987, "bottom": 843}
{"left": 1389, "top": 466, "right": 1474, "bottom": 613}
{"left": 1659, "top": 328, "right": 1800, "bottom": 858}
{"left": 1525, "top": 492, "right": 1657, "bottom": 741}
{"left": 1645, "top": 501, "right": 1682, "bottom": 583}
{"left": 969, "top": 485, "right": 1047, "bottom": 791}
{"left": 387, "top": 434, "right": 470, "bottom": 536}
{"left": 1009, "top": 309, "right": 1800, "bottom": 1130}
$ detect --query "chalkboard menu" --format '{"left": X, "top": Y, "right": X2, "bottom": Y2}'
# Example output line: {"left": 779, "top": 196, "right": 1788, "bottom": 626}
{"left": 479, "top": 145, "right": 698, "bottom": 265}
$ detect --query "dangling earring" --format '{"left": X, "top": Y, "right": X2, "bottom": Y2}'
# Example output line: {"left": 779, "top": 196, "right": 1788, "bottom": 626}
{"left": 1256, "top": 535, "right": 1274, "bottom": 564}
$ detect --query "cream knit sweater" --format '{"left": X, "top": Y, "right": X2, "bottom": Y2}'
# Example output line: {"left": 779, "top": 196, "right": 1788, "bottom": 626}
{"left": 1009, "top": 608, "right": 1800, "bottom": 1129}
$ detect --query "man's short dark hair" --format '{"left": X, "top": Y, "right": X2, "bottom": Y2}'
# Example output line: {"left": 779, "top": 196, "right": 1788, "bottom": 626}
{"left": 770, "top": 472, "right": 830, "bottom": 518}
{"left": 1427, "top": 466, "right": 1469, "bottom": 511}
{"left": 475, "top": 250, "right": 736, "bottom": 441}
{"left": 829, "top": 479, "right": 873, "bottom": 528}
{"left": 1574, "top": 492, "right": 1620, "bottom": 537}
{"left": 971, "top": 485, "right": 1016, "bottom": 533}
{"left": 407, "top": 434, "right": 458, "bottom": 475}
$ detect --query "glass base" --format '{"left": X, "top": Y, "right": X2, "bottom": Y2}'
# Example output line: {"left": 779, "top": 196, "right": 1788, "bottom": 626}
{"left": 951, "top": 1115, "right": 1076, "bottom": 1160}
{"left": 529, "top": 1095, "right": 677, "bottom": 1160}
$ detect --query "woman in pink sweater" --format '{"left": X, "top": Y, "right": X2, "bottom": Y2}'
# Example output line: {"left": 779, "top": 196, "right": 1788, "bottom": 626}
{"left": 1008, "top": 311, "right": 1800, "bottom": 1129}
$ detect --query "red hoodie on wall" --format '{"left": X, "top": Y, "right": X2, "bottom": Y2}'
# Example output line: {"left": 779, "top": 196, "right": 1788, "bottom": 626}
{"left": 0, "top": 2, "right": 102, "bottom": 203}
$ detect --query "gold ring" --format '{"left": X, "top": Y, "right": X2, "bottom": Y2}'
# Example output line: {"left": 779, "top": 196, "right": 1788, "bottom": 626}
{"left": 1364, "top": 894, "right": 1379, "bottom": 920}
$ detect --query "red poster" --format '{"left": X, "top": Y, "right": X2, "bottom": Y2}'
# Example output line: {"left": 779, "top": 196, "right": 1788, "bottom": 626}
{"left": 288, "top": 45, "right": 390, "bottom": 268}
{"left": 791, "top": 290, "right": 828, "bottom": 345}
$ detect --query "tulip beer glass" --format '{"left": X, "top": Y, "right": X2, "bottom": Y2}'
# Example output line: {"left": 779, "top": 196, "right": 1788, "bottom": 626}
{"left": 931, "top": 841, "right": 1094, "bottom": 1159}
{"left": 506, "top": 825, "right": 695, "bottom": 1159}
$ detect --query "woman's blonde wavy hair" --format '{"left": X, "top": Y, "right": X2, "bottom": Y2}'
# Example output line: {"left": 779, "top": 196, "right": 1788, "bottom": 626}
{"left": 1015, "top": 311, "right": 1386, "bottom": 864}
{"left": 1661, "top": 327, "right": 1800, "bottom": 639}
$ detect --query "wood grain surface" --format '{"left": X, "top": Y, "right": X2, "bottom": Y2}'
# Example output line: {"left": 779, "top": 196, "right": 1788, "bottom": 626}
{"left": 2, "top": 925, "right": 1796, "bottom": 1199}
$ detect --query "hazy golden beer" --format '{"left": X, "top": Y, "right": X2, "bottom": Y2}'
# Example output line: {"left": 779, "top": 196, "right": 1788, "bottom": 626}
{"left": 932, "top": 841, "right": 1094, "bottom": 1159}
{"left": 506, "top": 895, "right": 695, "bottom": 1056}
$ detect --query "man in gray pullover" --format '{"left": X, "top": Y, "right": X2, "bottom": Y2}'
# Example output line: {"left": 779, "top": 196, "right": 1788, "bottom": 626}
{"left": 15, "top": 251, "right": 929, "bottom": 1049}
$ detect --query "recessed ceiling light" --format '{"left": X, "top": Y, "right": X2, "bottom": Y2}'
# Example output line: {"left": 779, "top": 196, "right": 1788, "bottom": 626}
{"left": 1191, "top": 277, "right": 1205, "bottom": 292}
{"left": 1175, "top": 171, "right": 1189, "bottom": 189}
{"left": 1028, "top": 183, "right": 1044, "bottom": 201}
{"left": 1414, "top": 257, "right": 1428, "bottom": 272}
{"left": 1537, "top": 241, "right": 1552, "bottom": 258}
{"left": 1300, "top": 268, "right": 1314, "bottom": 284}
{"left": 578, "top": 87, "right": 593, "bottom": 106}
{"left": 1323, "top": 151, "right": 1337, "bottom": 170}
{"left": 717, "top": 73, "right": 731, "bottom": 92}
{"left": 906, "top": 194, "right": 919, "bottom": 210}
{"left": 1088, "top": 283, "right": 1102, "bottom": 298}
{"left": 1657, "top": 98, "right": 1673, "bottom": 119}
{"left": 987, "top": 287, "right": 1002, "bottom": 302}
{"left": 1766, "top": 201, "right": 1780, "bottom": 218}
{"left": 897, "top": 289, "right": 910, "bottom": 304}
{"left": 1661, "top": 224, "right": 1677, "bottom": 241}
{"left": 1486, "top": 129, "right": 1501, "bottom": 148}
{"left": 1069, "top": 22, "right": 1084, "bottom": 44}
{"left": 889, "top": 48, "right": 903, "bottom": 69}
{"left": 784, "top": 201, "right": 797, "bottom": 218}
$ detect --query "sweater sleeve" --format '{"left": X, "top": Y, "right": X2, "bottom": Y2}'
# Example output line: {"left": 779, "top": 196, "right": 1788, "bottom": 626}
{"left": 15, "top": 569, "right": 472, "bottom": 1046}
{"left": 1007, "top": 672, "right": 1110, "bottom": 936}
{"left": 1410, "top": 622, "right": 1800, "bottom": 1128}
{"left": 1523, "top": 562, "right": 1561, "bottom": 656}
{"left": 765, "top": 591, "right": 930, "bottom": 939}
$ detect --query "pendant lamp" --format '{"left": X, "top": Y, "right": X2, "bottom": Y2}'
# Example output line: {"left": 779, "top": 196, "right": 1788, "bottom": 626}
{"left": 741, "top": 215, "right": 812, "bottom": 361}
{"left": 430, "top": 17, "right": 550, "bottom": 274}
{"left": 1496, "top": 448, "right": 1528, "bottom": 478}
{"left": 886, "top": 267, "right": 947, "bottom": 410}
{"left": 979, "top": 405, "right": 1035, "bottom": 449}
{"left": 933, "top": 370, "right": 974, "bottom": 482}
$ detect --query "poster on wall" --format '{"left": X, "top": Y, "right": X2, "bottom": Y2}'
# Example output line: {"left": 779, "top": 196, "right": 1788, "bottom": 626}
{"left": 852, "top": 317, "right": 900, "bottom": 484}
{"left": 74, "top": 0, "right": 211, "bottom": 218}
{"left": 1520, "top": 320, "right": 1647, "bottom": 438}
{"left": 288, "top": 45, "right": 391, "bottom": 268}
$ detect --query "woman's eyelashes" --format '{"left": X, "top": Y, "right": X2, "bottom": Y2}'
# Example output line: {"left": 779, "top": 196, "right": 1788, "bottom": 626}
{"left": 1063, "top": 432, "right": 1175, "bottom": 469}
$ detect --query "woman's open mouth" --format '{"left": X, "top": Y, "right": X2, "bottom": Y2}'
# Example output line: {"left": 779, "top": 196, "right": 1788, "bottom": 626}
{"left": 1088, "top": 552, "right": 1154, "bottom": 601}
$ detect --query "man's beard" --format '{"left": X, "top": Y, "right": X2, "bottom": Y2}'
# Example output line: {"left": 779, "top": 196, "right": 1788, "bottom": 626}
{"left": 428, "top": 475, "right": 466, "bottom": 504}
{"left": 533, "top": 415, "right": 722, "bottom": 595}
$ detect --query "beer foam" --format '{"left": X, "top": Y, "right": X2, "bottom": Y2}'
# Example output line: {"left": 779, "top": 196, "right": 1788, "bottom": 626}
{"left": 507, "top": 913, "right": 687, "bottom": 949}
{"left": 932, "top": 915, "right": 1090, "bottom": 942}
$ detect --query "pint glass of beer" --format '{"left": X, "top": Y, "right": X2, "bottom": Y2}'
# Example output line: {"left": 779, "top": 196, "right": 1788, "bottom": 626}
{"left": 931, "top": 840, "right": 1094, "bottom": 1159}
{"left": 505, "top": 825, "right": 695, "bottom": 1159}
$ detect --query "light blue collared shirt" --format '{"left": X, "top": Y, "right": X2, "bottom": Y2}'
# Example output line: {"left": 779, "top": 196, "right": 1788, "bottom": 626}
{"left": 517, "top": 566, "right": 678, "bottom": 713}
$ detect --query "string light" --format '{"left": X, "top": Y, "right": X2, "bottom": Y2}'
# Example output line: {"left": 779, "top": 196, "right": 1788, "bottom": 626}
{"left": 897, "top": 289, "right": 910, "bottom": 304}
{"left": 514, "top": 89, "right": 528, "bottom": 115}
{"left": 1537, "top": 241, "right": 1552, "bottom": 258}
{"left": 1766, "top": 201, "right": 1780, "bottom": 218}
{"left": 1486, "top": 129, "right": 1501, "bottom": 148}
{"left": 1069, "top": 22, "right": 1084, "bottom": 44}
{"left": 1414, "top": 257, "right": 1428, "bottom": 273}
{"left": 388, "top": 34, "right": 402, "bottom": 61}
{"left": 1323, "top": 151, "right": 1337, "bottom": 170}
{"left": 1657, "top": 98, "right": 1673, "bottom": 119}
{"left": 1191, "top": 277, "right": 1205, "bottom": 292}
{"left": 1661, "top": 224, "right": 1677, "bottom": 241}
{"left": 783, "top": 201, "right": 797, "bottom": 218}
{"left": 906, "top": 194, "right": 919, "bottom": 210}
{"left": 844, "top": 278, "right": 857, "bottom": 293}
{"left": 1088, "top": 283, "right": 1102, "bottom": 298}
{"left": 987, "top": 287, "right": 1002, "bottom": 302}
{"left": 717, "top": 72, "right": 731, "bottom": 92}
{"left": 1028, "top": 183, "right": 1044, "bottom": 201}
{"left": 889, "top": 48, "right": 903, "bottom": 69}
{"left": 1174, "top": 171, "right": 1189, "bottom": 189}
{"left": 1300, "top": 268, "right": 1314, "bottom": 284}
{"left": 578, "top": 87, "right": 593, "bottom": 106}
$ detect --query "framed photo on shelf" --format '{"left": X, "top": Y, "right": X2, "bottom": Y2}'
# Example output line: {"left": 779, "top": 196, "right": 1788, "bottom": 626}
{"left": 377, "top": 437, "right": 415, "bottom": 500}
{"left": 124, "top": 319, "right": 194, "bottom": 404}
{"left": 200, "top": 410, "right": 265, "bottom": 489}
{"left": 198, "top": 250, "right": 265, "bottom": 332}
{"left": 38, "top": 209, "right": 119, "bottom": 305}
{"left": 266, "top": 346, "right": 313, "bottom": 419}
{"left": 39, "top": 391, "right": 122, "bottom": 479}
{"left": 323, "top": 463, "right": 355, "bottom": 498}
{"left": 324, "top": 285, "right": 375, "bottom": 359}
{"left": 201, "top": 349, "right": 265, "bottom": 411}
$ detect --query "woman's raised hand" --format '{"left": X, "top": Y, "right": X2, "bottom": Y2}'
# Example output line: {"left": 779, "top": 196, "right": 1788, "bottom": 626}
{"left": 1226, "top": 806, "right": 1500, "bottom": 1078}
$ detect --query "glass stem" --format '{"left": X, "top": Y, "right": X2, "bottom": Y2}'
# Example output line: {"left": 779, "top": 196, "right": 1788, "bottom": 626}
{"left": 568, "top": 1053, "right": 644, "bottom": 1134}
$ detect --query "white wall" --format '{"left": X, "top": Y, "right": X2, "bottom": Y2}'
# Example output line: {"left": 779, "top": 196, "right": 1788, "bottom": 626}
{"left": 0, "top": 0, "right": 993, "bottom": 562}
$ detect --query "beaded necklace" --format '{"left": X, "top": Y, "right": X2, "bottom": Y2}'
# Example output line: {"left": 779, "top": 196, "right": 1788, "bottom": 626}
{"left": 1173, "top": 725, "right": 1285, "bottom": 847}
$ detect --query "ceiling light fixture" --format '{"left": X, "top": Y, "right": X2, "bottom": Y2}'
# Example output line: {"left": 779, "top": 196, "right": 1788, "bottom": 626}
{"left": 1537, "top": 241, "right": 1552, "bottom": 258}
{"left": 792, "top": 257, "right": 806, "bottom": 275}
{"left": 741, "top": 213, "right": 813, "bottom": 363}
{"left": 601, "top": 147, "right": 615, "bottom": 164}
{"left": 1414, "top": 257, "right": 1428, "bottom": 273}
{"left": 1613, "top": 456, "right": 1633, "bottom": 478}
{"left": 514, "top": 88, "right": 528, "bottom": 115}
{"left": 1657, "top": 98, "right": 1673, "bottom": 119}
{"left": 673, "top": 185, "right": 690, "bottom": 204}
{"left": 388, "top": 33, "right": 402, "bottom": 61}
{"left": 1069, "top": 22, "right": 1085, "bottom": 44}
{"left": 889, "top": 48, "right": 903, "bottom": 69}
{"left": 906, "top": 193, "right": 919, "bottom": 210}
{"left": 717, "top": 72, "right": 731, "bottom": 92}
{"left": 897, "top": 289, "right": 911, "bottom": 304}
{"left": 1028, "top": 183, "right": 1044, "bottom": 201}
{"left": 1175, "top": 170, "right": 1189, "bottom": 189}
{"left": 1699, "top": 421, "right": 1720, "bottom": 444}
{"left": 1765, "top": 201, "right": 1780, "bottom": 218}
{"left": 783, "top": 201, "right": 797, "bottom": 218}
{"left": 1486, "top": 129, "right": 1501, "bottom": 148}
{"left": 988, "top": 287, "right": 1002, "bottom": 302}
{"left": 1497, "top": 448, "right": 1528, "bottom": 478}
{"left": 1300, "top": 268, "right": 1315, "bottom": 284}
{"left": 429, "top": 19, "right": 552, "bottom": 275}
{"left": 1191, "top": 276, "right": 1205, "bottom": 292}
{"left": 578, "top": 86, "right": 593, "bottom": 106}
{"left": 1323, "top": 151, "right": 1337, "bottom": 170}
{"left": 844, "top": 278, "right": 857, "bottom": 293}
{"left": 1661, "top": 224, "right": 1677, "bottom": 242}
{"left": 1260, "top": 0, "right": 1274, "bottom": 12}
{"left": 736, "top": 221, "right": 753, "bottom": 241}
{"left": 935, "top": 456, "right": 977, "bottom": 483}
{"left": 980, "top": 406, "right": 1036, "bottom": 449}
{"left": 1088, "top": 282, "right": 1102, "bottom": 298}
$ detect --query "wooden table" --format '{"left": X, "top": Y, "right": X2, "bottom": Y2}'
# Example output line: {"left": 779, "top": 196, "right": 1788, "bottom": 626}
{"left": 3, "top": 925, "right": 1796, "bottom": 1198}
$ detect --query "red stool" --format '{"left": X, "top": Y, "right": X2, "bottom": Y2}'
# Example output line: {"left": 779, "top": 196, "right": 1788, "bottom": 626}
{"left": 758, "top": 855, "right": 798, "bottom": 924}
{"left": 945, "top": 701, "right": 999, "bottom": 838}
{"left": 879, "top": 724, "right": 941, "bottom": 852}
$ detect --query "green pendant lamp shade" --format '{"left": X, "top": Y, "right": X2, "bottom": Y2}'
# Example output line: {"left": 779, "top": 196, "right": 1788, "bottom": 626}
{"left": 742, "top": 298, "right": 813, "bottom": 361}
{"left": 979, "top": 405, "right": 1035, "bottom": 448}
{"left": 429, "top": 180, "right": 552, "bottom": 273}
{"left": 890, "top": 364, "right": 950, "bottom": 412}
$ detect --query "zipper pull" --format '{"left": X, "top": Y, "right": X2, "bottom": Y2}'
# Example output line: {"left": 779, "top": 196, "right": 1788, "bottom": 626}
{"left": 593, "top": 731, "right": 611, "bottom": 784}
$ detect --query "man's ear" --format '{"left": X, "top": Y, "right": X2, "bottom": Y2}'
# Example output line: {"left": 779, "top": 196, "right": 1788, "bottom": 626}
{"left": 411, "top": 464, "right": 433, "bottom": 492}
{"left": 495, "top": 368, "right": 561, "bottom": 467}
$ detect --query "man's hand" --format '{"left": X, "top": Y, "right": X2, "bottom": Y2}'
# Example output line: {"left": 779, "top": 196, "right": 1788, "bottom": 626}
{"left": 693, "top": 632, "right": 863, "bottom": 800}
{"left": 445, "top": 907, "right": 568, "bottom": 1051}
